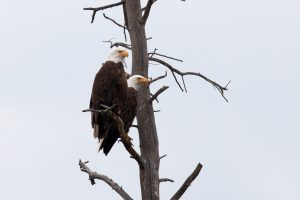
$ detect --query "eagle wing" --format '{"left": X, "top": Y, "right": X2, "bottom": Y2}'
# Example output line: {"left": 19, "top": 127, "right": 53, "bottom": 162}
{"left": 99, "top": 87, "right": 138, "bottom": 155}
{"left": 89, "top": 61, "right": 127, "bottom": 154}
{"left": 120, "top": 87, "right": 138, "bottom": 134}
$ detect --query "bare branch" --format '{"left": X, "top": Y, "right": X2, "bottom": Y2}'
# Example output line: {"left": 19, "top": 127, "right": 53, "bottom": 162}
{"left": 170, "top": 70, "right": 185, "bottom": 92}
{"left": 82, "top": 104, "right": 116, "bottom": 113}
{"left": 82, "top": 107, "right": 144, "bottom": 168}
{"left": 160, "top": 178, "right": 174, "bottom": 183}
{"left": 131, "top": 124, "right": 138, "bottom": 129}
{"left": 142, "top": 0, "right": 158, "bottom": 11}
{"left": 79, "top": 160, "right": 133, "bottom": 200}
{"left": 149, "top": 71, "right": 168, "bottom": 85}
{"left": 149, "top": 86, "right": 169, "bottom": 103}
{"left": 142, "top": 0, "right": 154, "bottom": 24}
{"left": 149, "top": 52, "right": 183, "bottom": 62}
{"left": 181, "top": 75, "right": 187, "bottom": 92}
{"left": 102, "top": 13, "right": 128, "bottom": 41}
{"left": 149, "top": 48, "right": 158, "bottom": 58}
{"left": 149, "top": 62, "right": 160, "bottom": 66}
{"left": 150, "top": 93, "right": 159, "bottom": 103}
{"left": 121, "top": 0, "right": 128, "bottom": 27}
{"left": 112, "top": 42, "right": 131, "bottom": 49}
{"left": 159, "top": 154, "right": 167, "bottom": 160}
{"left": 113, "top": 114, "right": 145, "bottom": 168}
{"left": 103, "top": 39, "right": 132, "bottom": 49}
{"left": 170, "top": 163, "right": 202, "bottom": 200}
{"left": 123, "top": 23, "right": 128, "bottom": 42}
{"left": 119, "top": 0, "right": 128, "bottom": 41}
{"left": 149, "top": 57, "right": 230, "bottom": 102}
{"left": 103, "top": 13, "right": 128, "bottom": 30}
{"left": 83, "top": 2, "right": 124, "bottom": 23}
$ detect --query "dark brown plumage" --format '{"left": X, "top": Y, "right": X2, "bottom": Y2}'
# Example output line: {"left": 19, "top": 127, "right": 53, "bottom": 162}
{"left": 99, "top": 75, "right": 149, "bottom": 154}
{"left": 99, "top": 87, "right": 138, "bottom": 155}
{"left": 90, "top": 60, "right": 127, "bottom": 155}
{"left": 120, "top": 87, "right": 138, "bottom": 133}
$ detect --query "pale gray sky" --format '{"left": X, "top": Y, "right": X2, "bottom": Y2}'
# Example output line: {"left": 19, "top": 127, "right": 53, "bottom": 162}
{"left": 1, "top": 0, "right": 300, "bottom": 199}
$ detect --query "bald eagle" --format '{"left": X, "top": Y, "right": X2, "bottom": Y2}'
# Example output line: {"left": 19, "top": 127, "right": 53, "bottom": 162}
{"left": 121, "top": 75, "right": 149, "bottom": 133}
{"left": 99, "top": 75, "right": 149, "bottom": 155}
{"left": 90, "top": 47, "right": 128, "bottom": 153}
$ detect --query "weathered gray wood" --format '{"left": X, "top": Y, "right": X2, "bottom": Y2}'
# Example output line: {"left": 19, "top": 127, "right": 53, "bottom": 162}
{"left": 124, "top": 0, "right": 160, "bottom": 199}
{"left": 79, "top": 160, "right": 133, "bottom": 200}
{"left": 170, "top": 163, "right": 203, "bottom": 200}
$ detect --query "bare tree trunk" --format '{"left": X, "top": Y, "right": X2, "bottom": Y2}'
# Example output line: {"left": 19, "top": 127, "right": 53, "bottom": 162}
{"left": 81, "top": 1, "right": 229, "bottom": 199}
{"left": 124, "top": 1, "right": 160, "bottom": 200}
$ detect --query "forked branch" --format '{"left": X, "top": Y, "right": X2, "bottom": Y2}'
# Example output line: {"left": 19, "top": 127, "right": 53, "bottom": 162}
{"left": 84, "top": 2, "right": 124, "bottom": 23}
{"left": 170, "top": 163, "right": 203, "bottom": 200}
{"left": 149, "top": 57, "right": 230, "bottom": 102}
{"left": 142, "top": 0, "right": 155, "bottom": 24}
{"left": 79, "top": 160, "right": 133, "bottom": 200}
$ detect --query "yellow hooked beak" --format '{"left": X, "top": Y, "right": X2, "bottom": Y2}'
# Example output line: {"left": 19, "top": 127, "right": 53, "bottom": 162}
{"left": 120, "top": 50, "right": 129, "bottom": 58}
{"left": 138, "top": 77, "right": 149, "bottom": 85}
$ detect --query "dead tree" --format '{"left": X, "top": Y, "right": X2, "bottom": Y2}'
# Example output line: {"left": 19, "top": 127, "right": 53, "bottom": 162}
{"left": 80, "top": 1, "right": 229, "bottom": 200}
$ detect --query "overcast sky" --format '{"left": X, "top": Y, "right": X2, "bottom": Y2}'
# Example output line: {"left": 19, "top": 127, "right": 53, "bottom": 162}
{"left": 1, "top": 0, "right": 300, "bottom": 199}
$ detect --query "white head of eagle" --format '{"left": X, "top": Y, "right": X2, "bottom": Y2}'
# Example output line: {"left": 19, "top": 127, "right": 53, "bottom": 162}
{"left": 108, "top": 47, "right": 129, "bottom": 63}
{"left": 128, "top": 75, "right": 149, "bottom": 90}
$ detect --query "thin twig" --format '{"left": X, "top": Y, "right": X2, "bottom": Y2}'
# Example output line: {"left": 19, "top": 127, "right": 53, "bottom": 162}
{"left": 123, "top": 22, "right": 127, "bottom": 42}
{"left": 102, "top": 13, "right": 128, "bottom": 41}
{"left": 103, "top": 40, "right": 132, "bottom": 49}
{"left": 149, "top": 48, "right": 158, "bottom": 58}
{"left": 148, "top": 52, "right": 183, "bottom": 62}
{"left": 83, "top": 2, "right": 124, "bottom": 23}
{"left": 111, "top": 42, "right": 131, "bottom": 49}
{"left": 181, "top": 75, "right": 187, "bottom": 92}
{"left": 171, "top": 70, "right": 184, "bottom": 92}
{"left": 170, "top": 163, "right": 202, "bottom": 200}
{"left": 149, "top": 62, "right": 159, "bottom": 66}
{"left": 160, "top": 154, "right": 167, "bottom": 159}
{"left": 121, "top": 0, "right": 128, "bottom": 29}
{"left": 149, "top": 86, "right": 169, "bottom": 103}
{"left": 149, "top": 71, "right": 167, "bottom": 85}
{"left": 149, "top": 57, "right": 230, "bottom": 102}
{"left": 79, "top": 160, "right": 133, "bottom": 200}
{"left": 150, "top": 93, "right": 159, "bottom": 103}
{"left": 131, "top": 125, "right": 138, "bottom": 129}
{"left": 103, "top": 13, "right": 128, "bottom": 30}
{"left": 82, "top": 104, "right": 116, "bottom": 113}
{"left": 160, "top": 178, "right": 174, "bottom": 183}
